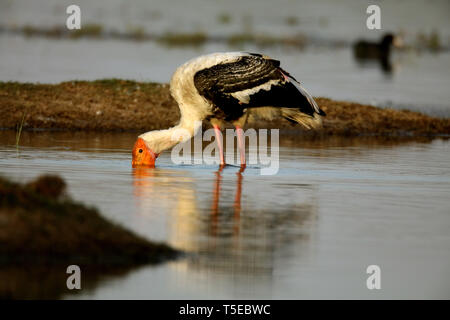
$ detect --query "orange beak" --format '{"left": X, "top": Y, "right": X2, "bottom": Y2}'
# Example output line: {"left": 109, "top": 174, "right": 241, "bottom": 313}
{"left": 132, "top": 138, "right": 159, "bottom": 168}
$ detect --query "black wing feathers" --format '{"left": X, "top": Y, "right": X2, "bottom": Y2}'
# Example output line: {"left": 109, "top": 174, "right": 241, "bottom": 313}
{"left": 194, "top": 54, "right": 322, "bottom": 121}
{"left": 194, "top": 55, "right": 280, "bottom": 95}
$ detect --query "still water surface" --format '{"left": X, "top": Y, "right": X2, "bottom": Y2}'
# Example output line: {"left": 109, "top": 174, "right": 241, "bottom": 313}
{"left": 0, "top": 131, "right": 449, "bottom": 299}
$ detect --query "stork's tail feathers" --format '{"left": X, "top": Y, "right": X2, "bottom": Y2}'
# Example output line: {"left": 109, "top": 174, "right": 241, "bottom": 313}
{"left": 281, "top": 108, "right": 323, "bottom": 130}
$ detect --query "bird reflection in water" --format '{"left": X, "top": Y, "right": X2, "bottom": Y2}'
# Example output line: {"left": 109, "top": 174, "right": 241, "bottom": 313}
{"left": 132, "top": 166, "right": 317, "bottom": 281}
{"left": 210, "top": 165, "right": 245, "bottom": 238}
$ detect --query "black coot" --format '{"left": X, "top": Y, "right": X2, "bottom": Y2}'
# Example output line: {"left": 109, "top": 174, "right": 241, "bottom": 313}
{"left": 353, "top": 33, "right": 400, "bottom": 73}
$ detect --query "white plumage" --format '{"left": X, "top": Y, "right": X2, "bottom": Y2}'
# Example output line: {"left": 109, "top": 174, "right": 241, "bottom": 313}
{"left": 132, "top": 52, "right": 325, "bottom": 168}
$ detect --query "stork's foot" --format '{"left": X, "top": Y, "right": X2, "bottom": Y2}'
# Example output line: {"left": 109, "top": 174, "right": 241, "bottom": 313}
{"left": 217, "top": 163, "right": 246, "bottom": 172}
{"left": 218, "top": 163, "right": 227, "bottom": 171}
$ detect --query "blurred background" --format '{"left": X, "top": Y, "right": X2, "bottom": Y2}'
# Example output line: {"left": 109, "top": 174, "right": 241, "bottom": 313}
{"left": 0, "top": 0, "right": 449, "bottom": 116}
{"left": 1, "top": 1, "right": 450, "bottom": 300}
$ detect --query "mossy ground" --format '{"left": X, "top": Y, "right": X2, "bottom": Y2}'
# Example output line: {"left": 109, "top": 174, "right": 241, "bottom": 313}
{"left": 0, "top": 174, "right": 179, "bottom": 298}
{"left": 0, "top": 174, "right": 178, "bottom": 265}
{"left": 0, "top": 80, "right": 449, "bottom": 136}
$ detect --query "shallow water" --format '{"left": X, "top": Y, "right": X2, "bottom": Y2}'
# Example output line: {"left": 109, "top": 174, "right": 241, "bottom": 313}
{"left": 0, "top": 131, "right": 449, "bottom": 299}
{"left": 2, "top": 0, "right": 450, "bottom": 40}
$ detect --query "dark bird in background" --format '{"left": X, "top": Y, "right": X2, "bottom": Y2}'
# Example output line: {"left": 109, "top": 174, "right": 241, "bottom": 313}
{"left": 353, "top": 33, "right": 403, "bottom": 73}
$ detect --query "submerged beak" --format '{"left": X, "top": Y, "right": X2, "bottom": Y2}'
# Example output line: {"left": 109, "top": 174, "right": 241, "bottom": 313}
{"left": 132, "top": 138, "right": 159, "bottom": 168}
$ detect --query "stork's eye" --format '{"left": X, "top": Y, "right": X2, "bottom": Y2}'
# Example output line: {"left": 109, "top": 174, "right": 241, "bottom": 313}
{"left": 139, "top": 149, "right": 143, "bottom": 153}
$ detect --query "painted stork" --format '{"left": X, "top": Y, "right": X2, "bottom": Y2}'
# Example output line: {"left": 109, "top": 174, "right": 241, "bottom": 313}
{"left": 132, "top": 52, "right": 325, "bottom": 168}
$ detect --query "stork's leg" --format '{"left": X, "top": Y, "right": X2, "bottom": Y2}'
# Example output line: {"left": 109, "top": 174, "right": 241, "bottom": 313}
{"left": 210, "top": 167, "right": 223, "bottom": 237}
{"left": 213, "top": 124, "right": 225, "bottom": 166}
{"left": 233, "top": 171, "right": 243, "bottom": 235}
{"left": 235, "top": 125, "right": 246, "bottom": 168}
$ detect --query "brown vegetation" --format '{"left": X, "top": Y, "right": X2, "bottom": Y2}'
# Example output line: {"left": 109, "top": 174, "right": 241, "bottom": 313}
{"left": 0, "top": 80, "right": 449, "bottom": 137}
{"left": 0, "top": 174, "right": 178, "bottom": 265}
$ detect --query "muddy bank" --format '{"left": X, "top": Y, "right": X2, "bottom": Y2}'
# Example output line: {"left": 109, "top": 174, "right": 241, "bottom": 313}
{"left": 0, "top": 80, "right": 449, "bottom": 137}
{"left": 0, "top": 173, "right": 178, "bottom": 298}
{"left": 0, "top": 174, "right": 177, "bottom": 265}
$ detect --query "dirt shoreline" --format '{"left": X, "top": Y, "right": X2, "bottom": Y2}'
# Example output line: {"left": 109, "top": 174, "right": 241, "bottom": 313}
{"left": 0, "top": 174, "right": 178, "bottom": 266}
{"left": 1, "top": 80, "right": 449, "bottom": 137}
{"left": 0, "top": 174, "right": 179, "bottom": 299}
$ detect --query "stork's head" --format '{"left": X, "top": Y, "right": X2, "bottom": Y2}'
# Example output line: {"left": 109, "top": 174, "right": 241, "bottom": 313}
{"left": 132, "top": 138, "right": 159, "bottom": 168}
